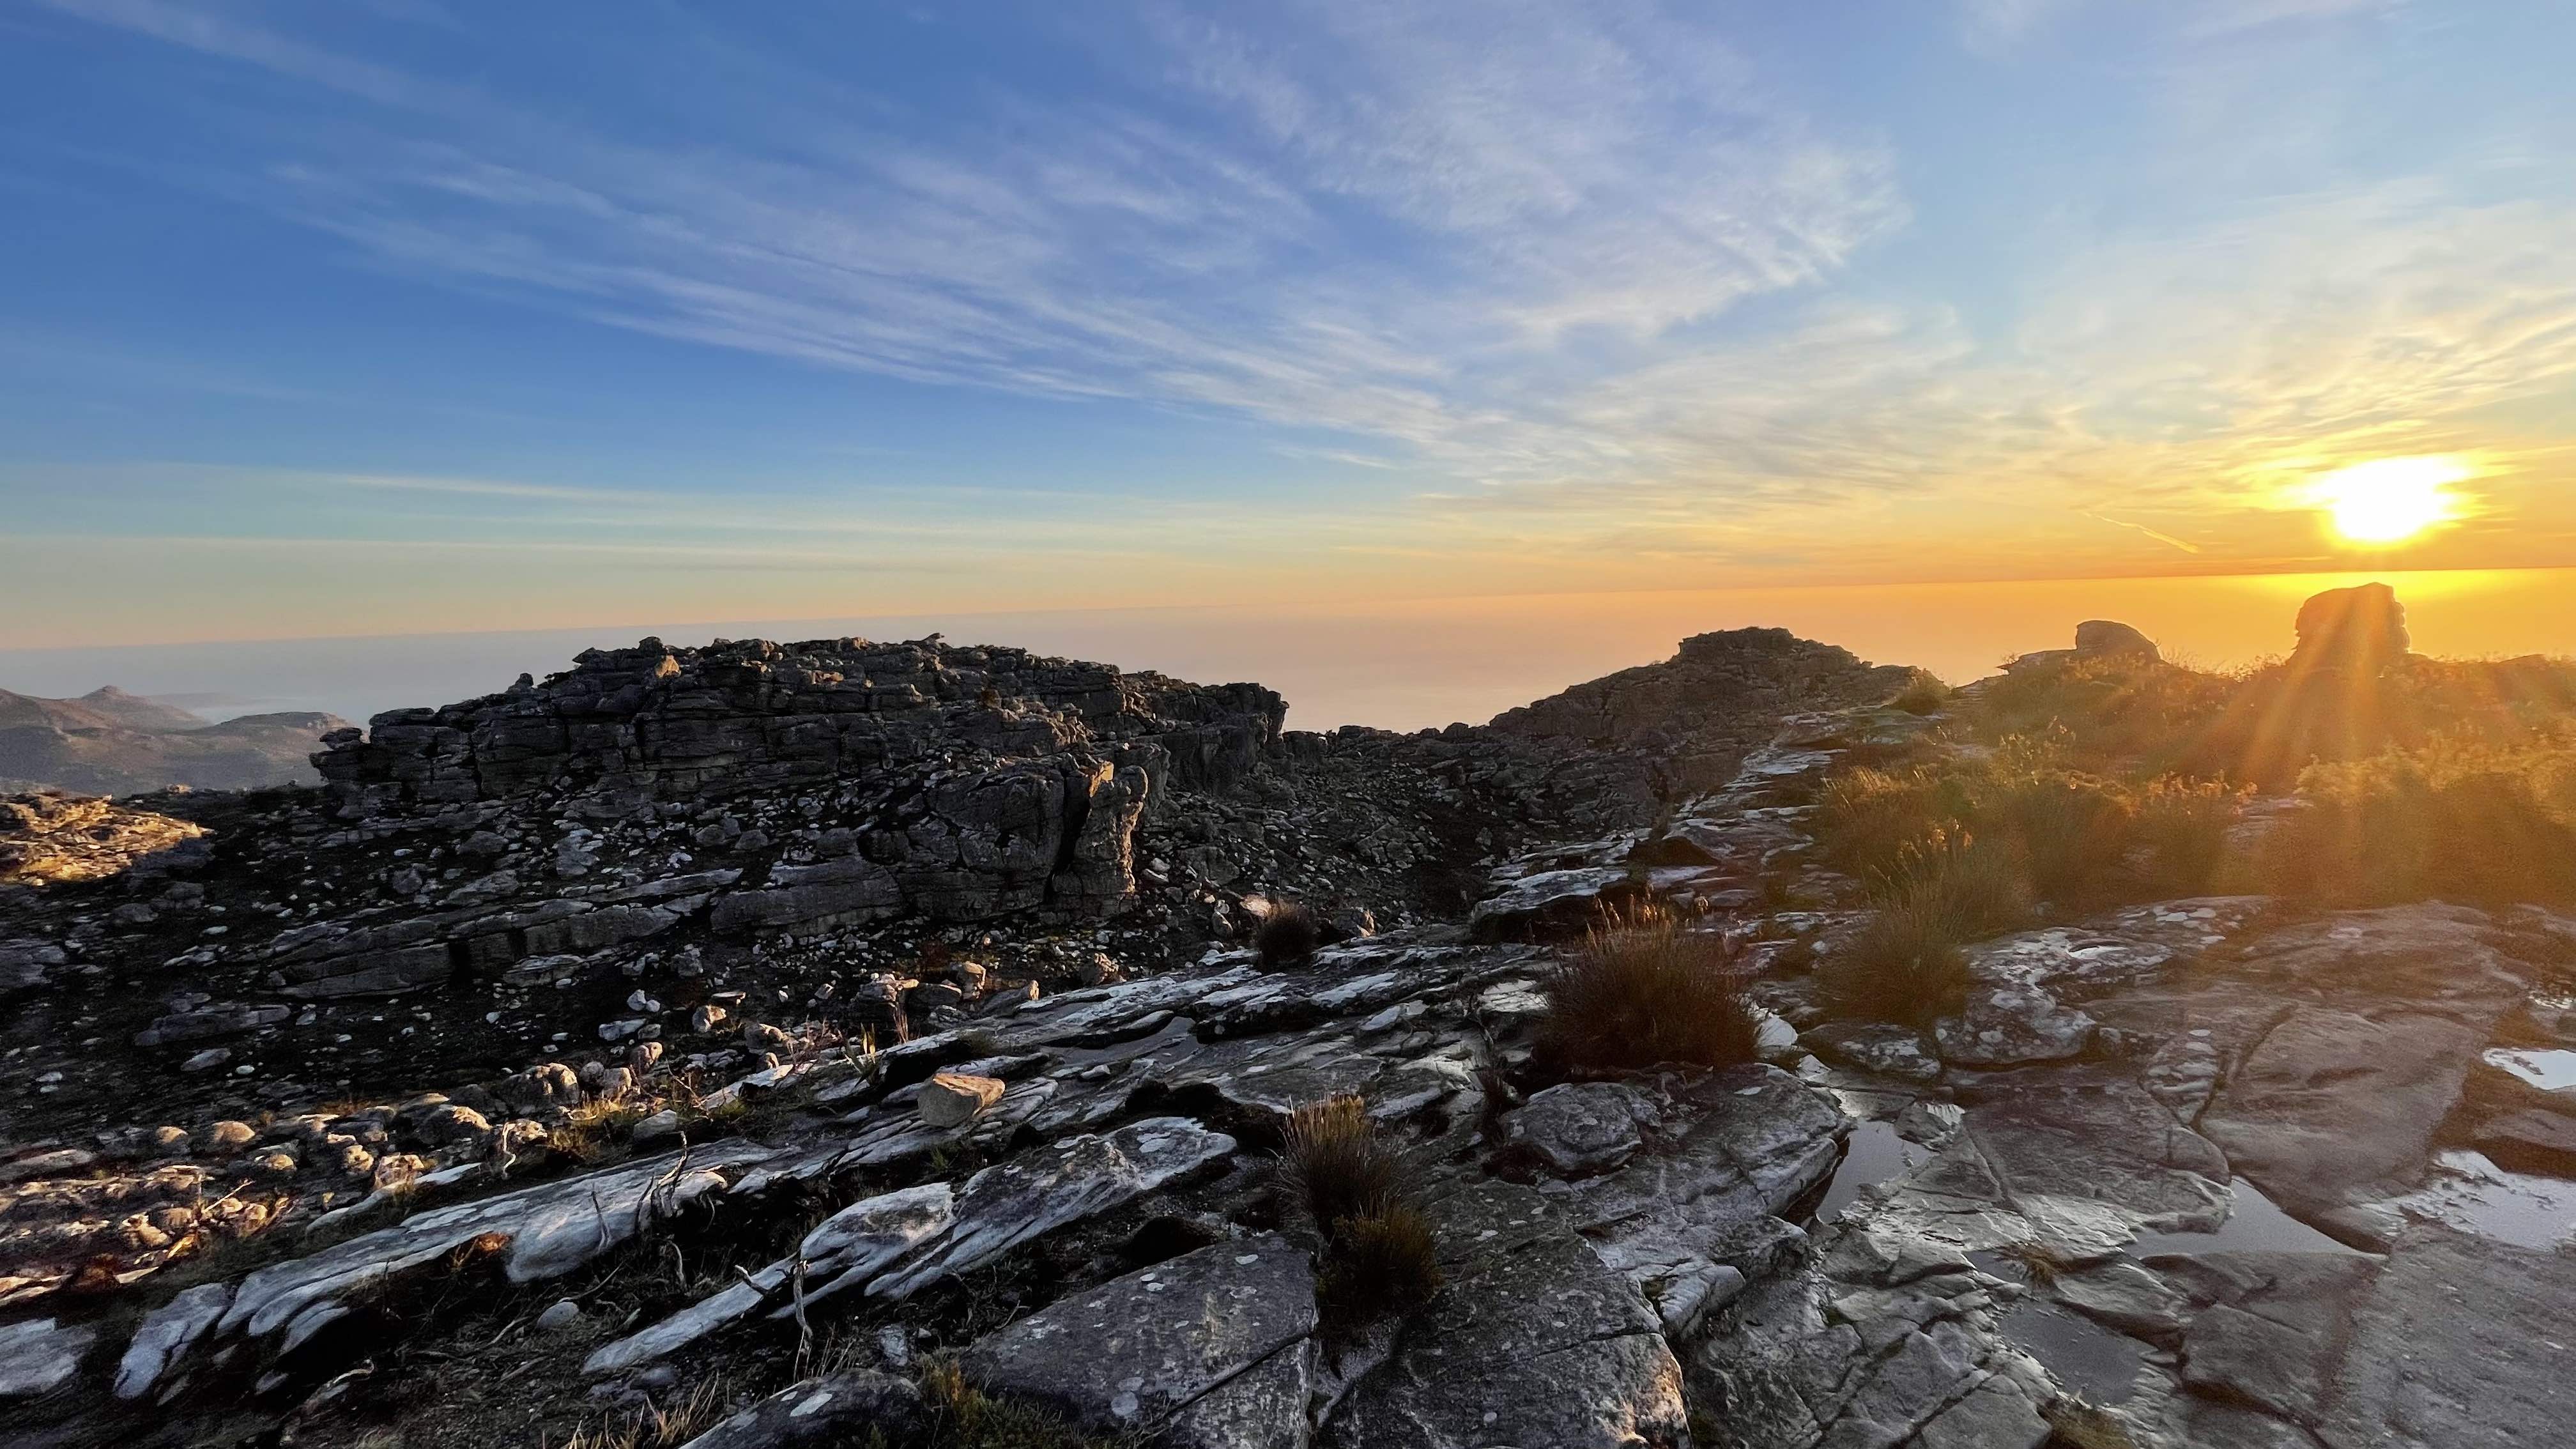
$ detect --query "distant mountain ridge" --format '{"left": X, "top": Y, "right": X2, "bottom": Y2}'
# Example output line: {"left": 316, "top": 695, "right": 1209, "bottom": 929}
{"left": 0, "top": 685, "right": 347, "bottom": 795}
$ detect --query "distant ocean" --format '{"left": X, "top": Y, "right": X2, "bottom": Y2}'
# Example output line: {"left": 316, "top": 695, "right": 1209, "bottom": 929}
{"left": 4, "top": 567, "right": 2572, "bottom": 735}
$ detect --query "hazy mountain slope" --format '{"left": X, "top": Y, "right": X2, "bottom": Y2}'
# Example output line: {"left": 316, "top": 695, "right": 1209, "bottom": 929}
{"left": 0, "top": 686, "right": 346, "bottom": 794}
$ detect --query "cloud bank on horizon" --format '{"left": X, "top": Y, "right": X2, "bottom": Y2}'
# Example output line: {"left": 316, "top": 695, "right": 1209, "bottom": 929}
{"left": 2, "top": 0, "right": 2572, "bottom": 646}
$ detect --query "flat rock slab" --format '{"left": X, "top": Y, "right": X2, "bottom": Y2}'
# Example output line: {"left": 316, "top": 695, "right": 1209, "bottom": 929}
{"left": 1319, "top": 1178, "right": 1689, "bottom": 1449}
{"left": 2471, "top": 1108, "right": 2576, "bottom": 1177}
{"left": 2200, "top": 1006, "right": 2487, "bottom": 1215}
{"left": 963, "top": 1235, "right": 1314, "bottom": 1445}
{"left": 1468, "top": 866, "right": 1639, "bottom": 941}
{"left": 870, "top": 1116, "right": 1236, "bottom": 1301}
{"left": 1498, "top": 1080, "right": 1655, "bottom": 1177}
{"left": 1963, "top": 1067, "right": 2232, "bottom": 1245}
{"left": 1936, "top": 981, "right": 2096, "bottom": 1066}
{"left": 215, "top": 1140, "right": 776, "bottom": 1356}
{"left": 2323, "top": 1232, "right": 2576, "bottom": 1449}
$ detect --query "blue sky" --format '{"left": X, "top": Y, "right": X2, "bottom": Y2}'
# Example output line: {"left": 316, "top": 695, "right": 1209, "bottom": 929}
{"left": 4, "top": 0, "right": 2573, "bottom": 650}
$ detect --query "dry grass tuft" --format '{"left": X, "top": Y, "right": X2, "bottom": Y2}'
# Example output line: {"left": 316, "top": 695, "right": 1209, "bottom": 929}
{"left": 2040, "top": 1396, "right": 2142, "bottom": 1449}
{"left": 554, "top": 1378, "right": 730, "bottom": 1449}
{"left": 1255, "top": 900, "right": 1322, "bottom": 969}
{"left": 1276, "top": 1096, "right": 1443, "bottom": 1339}
{"left": 1533, "top": 903, "right": 1761, "bottom": 1073}
{"left": 548, "top": 1098, "right": 647, "bottom": 1165}
{"left": 1988, "top": 1238, "right": 2082, "bottom": 1287}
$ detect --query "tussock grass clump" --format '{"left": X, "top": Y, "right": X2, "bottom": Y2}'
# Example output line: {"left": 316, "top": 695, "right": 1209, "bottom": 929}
{"left": 2262, "top": 730, "right": 2576, "bottom": 907}
{"left": 1533, "top": 903, "right": 1761, "bottom": 1073}
{"left": 1888, "top": 668, "right": 1954, "bottom": 716}
{"left": 1276, "top": 1096, "right": 1442, "bottom": 1338}
{"left": 1819, "top": 832, "right": 2025, "bottom": 1025}
{"left": 1255, "top": 900, "right": 1322, "bottom": 969}
{"left": 1277, "top": 1095, "right": 1404, "bottom": 1230}
{"left": 1313, "top": 1200, "right": 1441, "bottom": 1335}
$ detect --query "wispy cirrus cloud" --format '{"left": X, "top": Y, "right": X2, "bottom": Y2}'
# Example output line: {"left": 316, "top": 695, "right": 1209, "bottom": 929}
{"left": 19, "top": 0, "right": 2575, "bottom": 599}
{"left": 33, "top": 0, "right": 1905, "bottom": 496}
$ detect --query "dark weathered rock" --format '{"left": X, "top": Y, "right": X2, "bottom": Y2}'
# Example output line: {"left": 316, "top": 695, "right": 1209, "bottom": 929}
{"left": 962, "top": 1236, "right": 1314, "bottom": 1444}
{"left": 1319, "top": 1179, "right": 1689, "bottom": 1449}
{"left": 675, "top": 1370, "right": 925, "bottom": 1449}
{"left": 870, "top": 1117, "right": 1237, "bottom": 1301}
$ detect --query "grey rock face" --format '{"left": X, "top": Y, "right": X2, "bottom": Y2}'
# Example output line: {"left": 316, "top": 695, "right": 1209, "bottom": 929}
{"left": 870, "top": 1117, "right": 1237, "bottom": 1301}
{"left": 1321, "top": 1179, "right": 1690, "bottom": 1449}
{"left": 1496, "top": 1080, "right": 1655, "bottom": 1177}
{"left": 2322, "top": 1232, "right": 2576, "bottom": 1448}
{"left": 1935, "top": 981, "right": 2096, "bottom": 1067}
{"left": 0, "top": 1316, "right": 95, "bottom": 1399}
{"left": 114, "top": 1281, "right": 231, "bottom": 1400}
{"left": 963, "top": 1236, "right": 1315, "bottom": 1444}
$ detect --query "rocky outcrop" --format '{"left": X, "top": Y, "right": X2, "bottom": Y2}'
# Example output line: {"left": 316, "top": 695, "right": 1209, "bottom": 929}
{"left": 310, "top": 636, "right": 1282, "bottom": 813}
{"left": 1485, "top": 627, "right": 1910, "bottom": 809}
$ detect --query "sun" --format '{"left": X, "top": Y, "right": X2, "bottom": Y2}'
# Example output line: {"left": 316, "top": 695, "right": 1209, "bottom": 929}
{"left": 2311, "top": 456, "right": 2469, "bottom": 545}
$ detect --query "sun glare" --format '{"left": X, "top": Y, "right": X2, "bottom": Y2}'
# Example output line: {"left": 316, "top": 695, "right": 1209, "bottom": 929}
{"left": 2312, "top": 456, "right": 2469, "bottom": 545}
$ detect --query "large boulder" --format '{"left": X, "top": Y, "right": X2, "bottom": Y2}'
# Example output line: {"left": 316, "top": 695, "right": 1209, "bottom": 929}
{"left": 2074, "top": 620, "right": 2160, "bottom": 660}
{"left": 2292, "top": 581, "right": 2410, "bottom": 674}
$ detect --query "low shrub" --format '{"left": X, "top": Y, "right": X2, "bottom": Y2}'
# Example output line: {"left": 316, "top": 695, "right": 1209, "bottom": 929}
{"left": 1533, "top": 903, "right": 1761, "bottom": 1073}
{"left": 1276, "top": 1096, "right": 1442, "bottom": 1338}
{"left": 1974, "top": 654, "right": 2241, "bottom": 772}
{"left": 2263, "top": 732, "right": 2576, "bottom": 907}
{"left": 1255, "top": 900, "right": 1322, "bottom": 968}
{"left": 1888, "top": 668, "right": 1953, "bottom": 716}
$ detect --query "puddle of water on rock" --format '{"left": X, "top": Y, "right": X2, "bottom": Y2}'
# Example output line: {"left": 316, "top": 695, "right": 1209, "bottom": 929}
{"left": 2129, "top": 1177, "right": 2364, "bottom": 1257}
{"left": 2379, "top": 1151, "right": 2576, "bottom": 1250}
{"left": 1995, "top": 1300, "right": 2147, "bottom": 1405}
{"left": 2484, "top": 1047, "right": 2576, "bottom": 1092}
{"left": 1809, "top": 1118, "right": 1928, "bottom": 1225}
